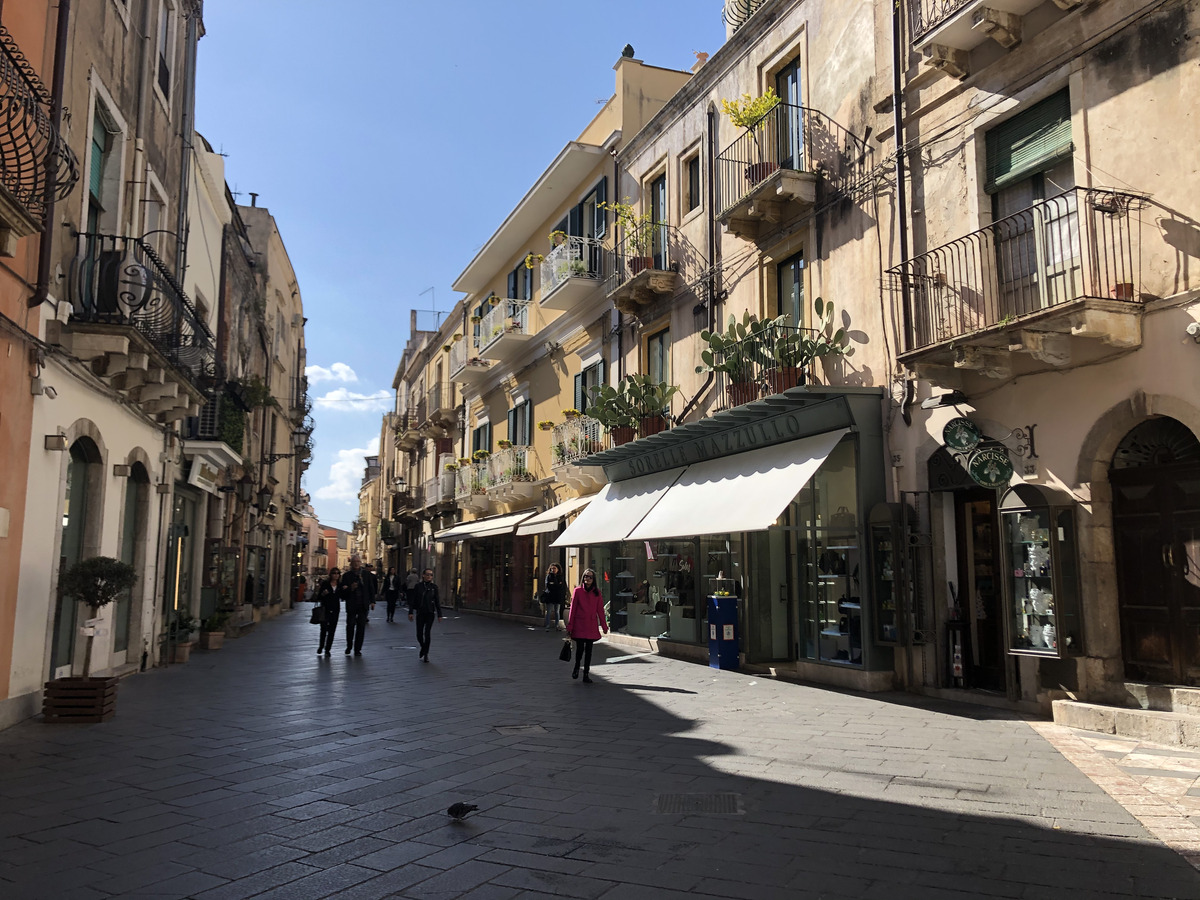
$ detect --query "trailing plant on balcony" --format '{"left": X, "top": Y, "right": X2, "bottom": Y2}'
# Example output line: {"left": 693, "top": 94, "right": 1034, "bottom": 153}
{"left": 459, "top": 457, "right": 472, "bottom": 465}
{"left": 720, "top": 86, "right": 781, "bottom": 130}
{"left": 548, "top": 230, "right": 568, "bottom": 247}
{"left": 600, "top": 198, "right": 655, "bottom": 257}
{"left": 238, "top": 375, "right": 278, "bottom": 410}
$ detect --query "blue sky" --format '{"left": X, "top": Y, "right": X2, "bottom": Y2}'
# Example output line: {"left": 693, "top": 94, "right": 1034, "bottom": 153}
{"left": 194, "top": 1, "right": 727, "bottom": 530}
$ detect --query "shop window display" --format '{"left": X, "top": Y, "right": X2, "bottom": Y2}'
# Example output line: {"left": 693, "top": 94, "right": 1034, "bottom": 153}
{"left": 600, "top": 537, "right": 719, "bottom": 643}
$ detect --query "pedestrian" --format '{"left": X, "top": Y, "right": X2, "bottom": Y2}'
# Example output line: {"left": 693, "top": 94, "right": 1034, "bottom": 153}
{"left": 542, "top": 563, "right": 567, "bottom": 632}
{"left": 404, "top": 567, "right": 420, "bottom": 605}
{"left": 342, "top": 554, "right": 377, "bottom": 656}
{"left": 314, "top": 569, "right": 341, "bottom": 657}
{"left": 381, "top": 567, "right": 402, "bottom": 622}
{"left": 407, "top": 567, "right": 443, "bottom": 662}
{"left": 566, "top": 568, "right": 607, "bottom": 683}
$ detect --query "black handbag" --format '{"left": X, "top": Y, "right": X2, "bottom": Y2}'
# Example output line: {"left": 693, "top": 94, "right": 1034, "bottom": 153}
{"left": 559, "top": 640, "right": 572, "bottom": 662}
{"left": 310, "top": 605, "right": 325, "bottom": 625}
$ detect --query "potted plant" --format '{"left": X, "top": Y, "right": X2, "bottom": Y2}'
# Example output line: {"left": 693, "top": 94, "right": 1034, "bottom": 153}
{"left": 459, "top": 457, "right": 472, "bottom": 466}
{"left": 497, "top": 439, "right": 513, "bottom": 449}
{"left": 600, "top": 198, "right": 655, "bottom": 274}
{"left": 525, "top": 251, "right": 545, "bottom": 270}
{"left": 537, "top": 420, "right": 556, "bottom": 431}
{"left": 488, "top": 294, "right": 502, "bottom": 307}
{"left": 43, "top": 556, "right": 138, "bottom": 722}
{"left": 167, "top": 609, "right": 199, "bottom": 663}
{"left": 548, "top": 229, "right": 568, "bottom": 247}
{"left": 444, "top": 462, "right": 459, "bottom": 472}
{"left": 587, "top": 379, "right": 643, "bottom": 446}
{"left": 562, "top": 408, "right": 581, "bottom": 419}
{"left": 442, "top": 344, "right": 452, "bottom": 353}
{"left": 473, "top": 449, "right": 490, "bottom": 461}
{"left": 696, "top": 310, "right": 774, "bottom": 406}
{"left": 721, "top": 87, "right": 782, "bottom": 185}
{"left": 470, "top": 314, "right": 482, "bottom": 323}
{"left": 199, "top": 610, "right": 230, "bottom": 651}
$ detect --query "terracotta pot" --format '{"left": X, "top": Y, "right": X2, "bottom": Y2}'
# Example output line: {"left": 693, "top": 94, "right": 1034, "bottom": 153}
{"left": 610, "top": 426, "right": 637, "bottom": 446}
{"left": 767, "top": 366, "right": 805, "bottom": 394}
{"left": 199, "top": 631, "right": 224, "bottom": 651}
{"left": 639, "top": 415, "right": 669, "bottom": 437}
{"left": 745, "top": 162, "right": 779, "bottom": 185}
{"left": 628, "top": 256, "right": 653, "bottom": 275}
{"left": 170, "top": 640, "right": 195, "bottom": 663}
{"left": 727, "top": 381, "right": 759, "bottom": 407}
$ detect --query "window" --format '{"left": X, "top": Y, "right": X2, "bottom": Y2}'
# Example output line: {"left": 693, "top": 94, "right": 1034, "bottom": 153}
{"left": 778, "top": 251, "right": 804, "bottom": 325}
{"left": 156, "top": 1, "right": 176, "bottom": 99}
{"left": 471, "top": 299, "right": 486, "bottom": 346}
{"left": 471, "top": 422, "right": 491, "bottom": 454}
{"left": 507, "top": 401, "right": 532, "bottom": 446}
{"left": 685, "top": 154, "right": 701, "bottom": 213}
{"left": 507, "top": 263, "right": 531, "bottom": 302}
{"left": 87, "top": 107, "right": 114, "bottom": 234}
{"left": 574, "top": 359, "right": 605, "bottom": 414}
{"left": 645, "top": 328, "right": 670, "bottom": 385}
{"left": 649, "top": 174, "right": 667, "bottom": 267}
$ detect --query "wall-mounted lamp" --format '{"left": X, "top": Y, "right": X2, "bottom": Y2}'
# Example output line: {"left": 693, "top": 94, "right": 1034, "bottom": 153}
{"left": 236, "top": 475, "right": 254, "bottom": 504}
{"left": 920, "top": 390, "right": 968, "bottom": 410}
{"left": 393, "top": 475, "right": 407, "bottom": 491}
{"left": 44, "top": 434, "right": 68, "bottom": 451}
{"left": 257, "top": 487, "right": 273, "bottom": 509}
{"left": 113, "top": 464, "right": 131, "bottom": 477}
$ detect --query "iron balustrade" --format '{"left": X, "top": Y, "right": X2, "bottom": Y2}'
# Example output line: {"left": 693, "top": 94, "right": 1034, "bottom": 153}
{"left": 70, "top": 233, "right": 215, "bottom": 386}
{"left": 487, "top": 446, "right": 537, "bottom": 489}
{"left": 422, "top": 475, "right": 443, "bottom": 509}
{"left": 0, "top": 25, "right": 78, "bottom": 224}
{"left": 607, "top": 221, "right": 678, "bottom": 295}
{"left": 887, "top": 187, "right": 1145, "bottom": 353}
{"left": 426, "top": 381, "right": 452, "bottom": 416}
{"left": 479, "top": 299, "right": 530, "bottom": 351}
{"left": 390, "top": 491, "right": 415, "bottom": 520}
{"left": 540, "top": 236, "right": 607, "bottom": 298}
{"left": 449, "top": 333, "right": 489, "bottom": 375}
{"left": 715, "top": 102, "right": 872, "bottom": 220}
{"left": 551, "top": 416, "right": 607, "bottom": 467}
{"left": 705, "top": 322, "right": 821, "bottom": 411}
{"left": 723, "top": 0, "right": 768, "bottom": 32}
{"left": 454, "top": 462, "right": 491, "bottom": 502}
{"left": 908, "top": 0, "right": 975, "bottom": 44}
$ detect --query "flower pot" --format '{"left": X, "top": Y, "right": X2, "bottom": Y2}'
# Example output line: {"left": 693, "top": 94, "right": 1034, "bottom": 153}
{"left": 639, "top": 415, "right": 669, "bottom": 438}
{"left": 199, "top": 631, "right": 224, "bottom": 651}
{"left": 745, "top": 162, "right": 779, "bottom": 185}
{"left": 170, "top": 640, "right": 195, "bottom": 663}
{"left": 628, "top": 256, "right": 653, "bottom": 276}
{"left": 767, "top": 366, "right": 805, "bottom": 394}
{"left": 727, "top": 381, "right": 759, "bottom": 407}
{"left": 610, "top": 426, "right": 637, "bottom": 446}
{"left": 538, "top": 424, "right": 554, "bottom": 431}
{"left": 42, "top": 676, "right": 119, "bottom": 723}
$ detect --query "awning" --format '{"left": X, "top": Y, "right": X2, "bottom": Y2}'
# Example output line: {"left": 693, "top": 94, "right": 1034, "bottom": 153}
{"left": 515, "top": 495, "right": 594, "bottom": 536}
{"left": 627, "top": 428, "right": 848, "bottom": 540}
{"left": 433, "top": 509, "right": 537, "bottom": 542}
{"left": 551, "top": 467, "right": 684, "bottom": 547}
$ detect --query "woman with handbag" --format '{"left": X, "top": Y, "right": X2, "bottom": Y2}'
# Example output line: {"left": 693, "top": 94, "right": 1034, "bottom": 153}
{"left": 542, "top": 563, "right": 566, "bottom": 631}
{"left": 566, "top": 568, "right": 607, "bottom": 683}
{"left": 313, "top": 568, "right": 342, "bottom": 657}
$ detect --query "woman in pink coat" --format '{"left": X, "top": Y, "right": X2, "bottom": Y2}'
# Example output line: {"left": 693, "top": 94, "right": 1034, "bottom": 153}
{"left": 566, "top": 568, "right": 607, "bottom": 683}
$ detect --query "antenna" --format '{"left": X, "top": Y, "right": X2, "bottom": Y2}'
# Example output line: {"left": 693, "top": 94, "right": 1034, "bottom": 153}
{"left": 418, "top": 286, "right": 442, "bottom": 329}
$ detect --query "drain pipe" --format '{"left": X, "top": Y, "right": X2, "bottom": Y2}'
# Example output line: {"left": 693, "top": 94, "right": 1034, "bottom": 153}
{"left": 892, "top": 0, "right": 913, "bottom": 349}
{"left": 676, "top": 104, "right": 720, "bottom": 422}
{"left": 174, "top": 6, "right": 200, "bottom": 279}
{"left": 30, "top": 0, "right": 71, "bottom": 309}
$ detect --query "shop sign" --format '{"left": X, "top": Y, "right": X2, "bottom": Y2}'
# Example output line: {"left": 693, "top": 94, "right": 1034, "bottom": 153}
{"left": 943, "top": 417, "right": 982, "bottom": 452}
{"left": 967, "top": 445, "right": 1014, "bottom": 489}
{"left": 187, "top": 455, "right": 223, "bottom": 494}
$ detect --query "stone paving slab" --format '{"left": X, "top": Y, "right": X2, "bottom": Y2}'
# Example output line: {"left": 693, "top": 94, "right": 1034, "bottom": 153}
{"left": 0, "top": 610, "right": 1198, "bottom": 899}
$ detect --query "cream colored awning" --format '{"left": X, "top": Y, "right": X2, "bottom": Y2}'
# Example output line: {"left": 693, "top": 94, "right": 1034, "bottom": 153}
{"left": 433, "top": 509, "right": 537, "bottom": 542}
{"left": 515, "top": 495, "right": 594, "bottom": 536}
{"left": 550, "top": 468, "right": 684, "bottom": 547}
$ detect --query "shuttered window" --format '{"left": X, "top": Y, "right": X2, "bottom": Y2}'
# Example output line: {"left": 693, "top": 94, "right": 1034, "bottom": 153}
{"left": 89, "top": 110, "right": 108, "bottom": 204}
{"left": 507, "top": 402, "right": 531, "bottom": 445}
{"left": 575, "top": 359, "right": 604, "bottom": 413}
{"left": 985, "top": 91, "right": 1073, "bottom": 194}
{"left": 471, "top": 422, "right": 491, "bottom": 454}
{"left": 592, "top": 177, "right": 607, "bottom": 238}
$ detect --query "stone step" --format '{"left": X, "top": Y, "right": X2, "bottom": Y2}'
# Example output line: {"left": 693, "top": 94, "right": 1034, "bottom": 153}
{"left": 1122, "top": 682, "right": 1200, "bottom": 714}
{"left": 1052, "top": 699, "right": 1200, "bottom": 749}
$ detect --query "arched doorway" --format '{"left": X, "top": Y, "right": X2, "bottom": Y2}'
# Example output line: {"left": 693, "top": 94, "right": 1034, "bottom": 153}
{"left": 54, "top": 438, "right": 102, "bottom": 674}
{"left": 1110, "top": 417, "right": 1200, "bottom": 684}
{"left": 115, "top": 463, "right": 150, "bottom": 659}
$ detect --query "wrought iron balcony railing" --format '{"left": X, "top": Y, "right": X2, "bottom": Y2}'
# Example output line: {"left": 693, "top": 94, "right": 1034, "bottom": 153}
{"left": 704, "top": 322, "right": 820, "bottom": 411}
{"left": 723, "top": 0, "right": 768, "bottom": 32}
{"left": 69, "top": 233, "right": 215, "bottom": 385}
{"left": 487, "top": 446, "right": 538, "bottom": 489}
{"left": 908, "top": 0, "right": 975, "bottom": 44}
{"left": 540, "top": 236, "right": 607, "bottom": 298}
{"left": 479, "top": 299, "right": 531, "bottom": 351}
{"left": 0, "top": 25, "right": 79, "bottom": 224}
{"left": 716, "top": 102, "right": 872, "bottom": 220}
{"left": 551, "top": 416, "right": 607, "bottom": 466}
{"left": 449, "top": 334, "right": 491, "bottom": 377}
{"left": 426, "top": 381, "right": 452, "bottom": 415}
{"left": 887, "top": 187, "right": 1146, "bottom": 354}
{"left": 606, "top": 222, "right": 678, "bottom": 295}
{"left": 454, "top": 462, "right": 491, "bottom": 503}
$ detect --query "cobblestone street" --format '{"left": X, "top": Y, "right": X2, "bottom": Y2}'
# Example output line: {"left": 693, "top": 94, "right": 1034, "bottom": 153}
{"left": 2, "top": 610, "right": 1199, "bottom": 900}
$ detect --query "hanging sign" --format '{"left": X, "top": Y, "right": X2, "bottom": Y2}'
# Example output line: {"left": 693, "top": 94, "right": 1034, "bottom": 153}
{"left": 943, "top": 417, "right": 982, "bottom": 452}
{"left": 967, "top": 445, "right": 1014, "bottom": 489}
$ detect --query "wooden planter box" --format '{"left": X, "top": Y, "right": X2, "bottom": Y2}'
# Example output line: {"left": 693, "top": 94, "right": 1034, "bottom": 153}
{"left": 198, "top": 631, "right": 224, "bottom": 651}
{"left": 42, "top": 677, "right": 118, "bottom": 724}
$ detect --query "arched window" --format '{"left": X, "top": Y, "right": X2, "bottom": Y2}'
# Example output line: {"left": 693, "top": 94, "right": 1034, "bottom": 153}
{"left": 54, "top": 438, "right": 102, "bottom": 673}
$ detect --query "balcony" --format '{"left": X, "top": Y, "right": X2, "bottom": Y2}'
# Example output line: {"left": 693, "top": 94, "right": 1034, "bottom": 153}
{"left": 49, "top": 233, "right": 214, "bottom": 422}
{"left": 888, "top": 188, "right": 1148, "bottom": 385}
{"left": 550, "top": 416, "right": 607, "bottom": 492}
{"left": 605, "top": 223, "right": 680, "bottom": 315}
{"left": 540, "top": 236, "right": 608, "bottom": 311}
{"left": 394, "top": 413, "right": 422, "bottom": 450}
{"left": 701, "top": 322, "right": 821, "bottom": 412}
{"left": 0, "top": 26, "right": 79, "bottom": 250}
{"left": 449, "top": 336, "right": 492, "bottom": 384}
{"left": 486, "top": 446, "right": 541, "bottom": 504}
{"left": 479, "top": 300, "right": 533, "bottom": 363}
{"left": 422, "top": 472, "right": 455, "bottom": 511}
{"left": 454, "top": 463, "right": 492, "bottom": 512}
{"left": 716, "top": 102, "right": 871, "bottom": 242}
{"left": 424, "top": 382, "right": 455, "bottom": 432}
{"left": 910, "top": 0, "right": 1065, "bottom": 65}
{"left": 390, "top": 490, "right": 418, "bottom": 521}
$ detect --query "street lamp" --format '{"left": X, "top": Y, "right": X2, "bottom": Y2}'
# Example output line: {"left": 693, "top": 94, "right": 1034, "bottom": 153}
{"left": 393, "top": 475, "right": 407, "bottom": 492}
{"left": 257, "top": 486, "right": 273, "bottom": 510}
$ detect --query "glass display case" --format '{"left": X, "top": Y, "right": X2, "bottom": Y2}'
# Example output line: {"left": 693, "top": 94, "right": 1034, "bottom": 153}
{"left": 1000, "top": 485, "right": 1082, "bottom": 657}
{"left": 869, "top": 503, "right": 901, "bottom": 645}
{"left": 816, "top": 538, "right": 862, "bottom": 664}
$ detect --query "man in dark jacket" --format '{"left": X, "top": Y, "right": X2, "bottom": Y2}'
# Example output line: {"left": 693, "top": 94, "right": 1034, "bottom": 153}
{"left": 342, "top": 554, "right": 377, "bottom": 656}
{"left": 381, "top": 567, "right": 402, "bottom": 622}
{"left": 407, "top": 567, "right": 443, "bottom": 662}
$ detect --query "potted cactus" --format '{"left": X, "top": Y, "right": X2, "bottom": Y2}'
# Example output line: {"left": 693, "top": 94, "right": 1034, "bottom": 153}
{"left": 696, "top": 310, "right": 774, "bottom": 407}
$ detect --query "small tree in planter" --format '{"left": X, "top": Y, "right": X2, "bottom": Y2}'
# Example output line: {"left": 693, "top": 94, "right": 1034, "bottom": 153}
{"left": 199, "top": 610, "right": 230, "bottom": 650}
{"left": 600, "top": 199, "right": 655, "bottom": 273}
{"left": 58, "top": 556, "right": 138, "bottom": 678}
{"left": 721, "top": 87, "right": 782, "bottom": 184}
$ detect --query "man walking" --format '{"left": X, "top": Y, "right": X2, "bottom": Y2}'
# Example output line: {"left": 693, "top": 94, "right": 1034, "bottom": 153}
{"left": 342, "top": 554, "right": 377, "bottom": 656}
{"left": 407, "top": 567, "right": 443, "bottom": 662}
{"left": 381, "top": 567, "right": 402, "bottom": 622}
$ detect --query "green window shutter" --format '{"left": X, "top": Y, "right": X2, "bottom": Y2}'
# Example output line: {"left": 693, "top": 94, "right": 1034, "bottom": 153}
{"left": 89, "top": 112, "right": 107, "bottom": 203}
{"left": 594, "top": 177, "right": 607, "bottom": 237}
{"left": 985, "top": 91, "right": 1073, "bottom": 194}
{"left": 507, "top": 407, "right": 517, "bottom": 442}
{"left": 574, "top": 373, "right": 583, "bottom": 413}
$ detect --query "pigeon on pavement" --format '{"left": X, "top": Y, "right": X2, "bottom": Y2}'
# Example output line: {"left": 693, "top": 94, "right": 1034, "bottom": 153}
{"left": 447, "top": 802, "right": 478, "bottom": 820}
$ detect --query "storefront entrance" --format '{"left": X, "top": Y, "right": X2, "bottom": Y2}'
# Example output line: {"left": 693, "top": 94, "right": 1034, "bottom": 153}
{"left": 954, "top": 492, "right": 1009, "bottom": 693}
{"left": 1111, "top": 417, "right": 1200, "bottom": 685}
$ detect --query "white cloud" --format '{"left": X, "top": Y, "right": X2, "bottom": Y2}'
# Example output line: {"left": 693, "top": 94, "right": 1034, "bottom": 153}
{"left": 306, "top": 362, "right": 358, "bottom": 384}
{"left": 314, "top": 388, "right": 391, "bottom": 413}
{"left": 313, "top": 436, "right": 381, "bottom": 502}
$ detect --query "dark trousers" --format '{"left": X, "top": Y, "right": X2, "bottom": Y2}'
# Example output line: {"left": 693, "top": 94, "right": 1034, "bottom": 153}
{"left": 385, "top": 595, "right": 399, "bottom": 621}
{"left": 318, "top": 610, "right": 340, "bottom": 653}
{"left": 573, "top": 639, "right": 595, "bottom": 675}
{"left": 415, "top": 613, "right": 435, "bottom": 657}
{"left": 345, "top": 605, "right": 369, "bottom": 652}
